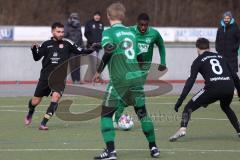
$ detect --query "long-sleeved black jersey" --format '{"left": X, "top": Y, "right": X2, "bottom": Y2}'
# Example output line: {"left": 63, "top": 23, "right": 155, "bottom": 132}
{"left": 32, "top": 37, "right": 93, "bottom": 81}
{"left": 178, "top": 51, "right": 240, "bottom": 103}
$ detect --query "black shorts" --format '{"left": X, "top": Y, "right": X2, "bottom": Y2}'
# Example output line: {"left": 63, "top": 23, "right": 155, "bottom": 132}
{"left": 34, "top": 80, "right": 64, "bottom": 97}
{"left": 185, "top": 86, "right": 234, "bottom": 111}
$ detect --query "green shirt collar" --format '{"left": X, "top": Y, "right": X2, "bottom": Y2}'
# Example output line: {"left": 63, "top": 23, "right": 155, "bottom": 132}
{"left": 111, "top": 23, "right": 124, "bottom": 27}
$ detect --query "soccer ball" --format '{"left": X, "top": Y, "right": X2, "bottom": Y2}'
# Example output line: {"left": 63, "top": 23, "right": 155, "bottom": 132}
{"left": 118, "top": 114, "right": 134, "bottom": 131}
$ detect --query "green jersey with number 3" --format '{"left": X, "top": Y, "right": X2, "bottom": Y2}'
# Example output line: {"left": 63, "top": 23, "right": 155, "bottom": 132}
{"left": 101, "top": 23, "right": 146, "bottom": 86}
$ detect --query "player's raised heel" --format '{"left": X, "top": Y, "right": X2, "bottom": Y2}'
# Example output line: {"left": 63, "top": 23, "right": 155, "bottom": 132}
{"left": 24, "top": 115, "right": 32, "bottom": 125}
{"left": 39, "top": 125, "right": 49, "bottom": 130}
{"left": 150, "top": 147, "right": 160, "bottom": 158}
{"left": 94, "top": 149, "right": 117, "bottom": 160}
{"left": 169, "top": 129, "right": 186, "bottom": 142}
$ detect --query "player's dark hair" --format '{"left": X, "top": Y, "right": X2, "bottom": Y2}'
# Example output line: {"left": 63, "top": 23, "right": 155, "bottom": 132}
{"left": 137, "top": 13, "right": 150, "bottom": 21}
{"left": 196, "top": 38, "right": 210, "bottom": 50}
{"left": 93, "top": 11, "right": 101, "bottom": 16}
{"left": 51, "top": 22, "right": 64, "bottom": 30}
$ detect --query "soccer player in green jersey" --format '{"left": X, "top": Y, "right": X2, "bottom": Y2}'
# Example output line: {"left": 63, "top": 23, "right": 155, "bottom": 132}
{"left": 113, "top": 13, "right": 167, "bottom": 126}
{"left": 131, "top": 13, "right": 166, "bottom": 70}
{"left": 93, "top": 3, "right": 160, "bottom": 159}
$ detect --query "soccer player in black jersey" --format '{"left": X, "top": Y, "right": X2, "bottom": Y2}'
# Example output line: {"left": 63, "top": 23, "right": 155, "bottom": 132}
{"left": 24, "top": 22, "right": 97, "bottom": 130}
{"left": 169, "top": 38, "right": 240, "bottom": 141}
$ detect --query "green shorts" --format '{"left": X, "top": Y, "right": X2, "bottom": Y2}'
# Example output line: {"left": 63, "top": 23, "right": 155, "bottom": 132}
{"left": 102, "top": 83, "right": 145, "bottom": 108}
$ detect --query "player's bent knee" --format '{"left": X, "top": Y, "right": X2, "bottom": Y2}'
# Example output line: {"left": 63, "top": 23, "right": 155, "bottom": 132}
{"left": 51, "top": 92, "right": 61, "bottom": 102}
{"left": 31, "top": 97, "right": 42, "bottom": 106}
{"left": 134, "top": 106, "right": 147, "bottom": 120}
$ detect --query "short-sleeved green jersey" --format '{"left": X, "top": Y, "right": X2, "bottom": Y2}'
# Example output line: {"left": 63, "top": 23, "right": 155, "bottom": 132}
{"left": 129, "top": 25, "right": 166, "bottom": 66}
{"left": 101, "top": 23, "right": 146, "bottom": 86}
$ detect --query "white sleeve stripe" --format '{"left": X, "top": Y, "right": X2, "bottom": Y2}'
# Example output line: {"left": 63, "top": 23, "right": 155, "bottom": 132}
{"left": 102, "top": 42, "right": 110, "bottom": 47}
{"left": 77, "top": 47, "right": 83, "bottom": 52}
{"left": 62, "top": 38, "right": 74, "bottom": 45}
{"left": 102, "top": 36, "right": 110, "bottom": 41}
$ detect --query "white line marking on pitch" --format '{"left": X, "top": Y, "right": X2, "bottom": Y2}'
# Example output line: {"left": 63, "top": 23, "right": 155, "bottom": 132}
{"left": 0, "top": 148, "right": 239, "bottom": 153}
{"left": 0, "top": 101, "right": 239, "bottom": 108}
{"left": 0, "top": 109, "right": 44, "bottom": 113}
{"left": 0, "top": 110, "right": 229, "bottom": 121}
{"left": 192, "top": 117, "right": 227, "bottom": 121}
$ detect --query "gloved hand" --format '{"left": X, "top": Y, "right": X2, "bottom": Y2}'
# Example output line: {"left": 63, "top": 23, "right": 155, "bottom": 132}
{"left": 174, "top": 100, "right": 182, "bottom": 112}
{"left": 158, "top": 64, "right": 167, "bottom": 71}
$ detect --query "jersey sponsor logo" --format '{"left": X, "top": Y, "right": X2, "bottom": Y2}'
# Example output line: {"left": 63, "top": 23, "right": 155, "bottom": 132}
{"left": 59, "top": 44, "right": 64, "bottom": 48}
{"left": 51, "top": 52, "right": 60, "bottom": 64}
{"left": 116, "top": 31, "right": 135, "bottom": 38}
{"left": 47, "top": 45, "right": 53, "bottom": 48}
{"left": 210, "top": 76, "right": 230, "bottom": 81}
{"left": 138, "top": 43, "right": 149, "bottom": 53}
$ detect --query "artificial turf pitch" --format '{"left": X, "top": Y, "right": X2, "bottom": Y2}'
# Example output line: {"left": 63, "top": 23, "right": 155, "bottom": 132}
{"left": 0, "top": 95, "right": 239, "bottom": 160}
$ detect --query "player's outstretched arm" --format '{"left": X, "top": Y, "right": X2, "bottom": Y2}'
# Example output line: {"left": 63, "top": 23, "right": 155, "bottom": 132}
{"left": 175, "top": 62, "right": 199, "bottom": 112}
{"left": 96, "top": 43, "right": 114, "bottom": 73}
{"left": 92, "top": 44, "right": 113, "bottom": 85}
{"left": 156, "top": 31, "right": 167, "bottom": 71}
{"left": 175, "top": 77, "right": 196, "bottom": 112}
{"left": 68, "top": 39, "right": 99, "bottom": 55}
{"left": 73, "top": 43, "right": 101, "bottom": 55}
{"left": 71, "top": 43, "right": 95, "bottom": 55}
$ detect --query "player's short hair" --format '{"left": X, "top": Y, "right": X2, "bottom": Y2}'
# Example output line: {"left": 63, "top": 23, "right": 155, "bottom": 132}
{"left": 107, "top": 2, "right": 126, "bottom": 21}
{"left": 137, "top": 13, "right": 150, "bottom": 21}
{"left": 51, "top": 22, "right": 64, "bottom": 30}
{"left": 196, "top": 38, "right": 210, "bottom": 50}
